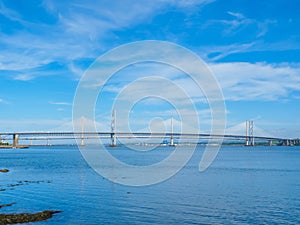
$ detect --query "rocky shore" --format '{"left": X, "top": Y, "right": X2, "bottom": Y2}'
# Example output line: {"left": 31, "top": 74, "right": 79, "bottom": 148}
{"left": 0, "top": 210, "right": 61, "bottom": 224}
{"left": 1, "top": 168, "right": 61, "bottom": 224}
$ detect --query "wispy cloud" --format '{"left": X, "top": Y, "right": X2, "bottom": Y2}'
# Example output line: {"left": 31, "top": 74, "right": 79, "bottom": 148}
{"left": 0, "top": 0, "right": 213, "bottom": 81}
{"left": 0, "top": 119, "right": 70, "bottom": 132}
{"left": 202, "top": 11, "right": 276, "bottom": 39}
{"left": 202, "top": 42, "right": 257, "bottom": 61}
{"left": 211, "top": 62, "right": 300, "bottom": 101}
{"left": 227, "top": 11, "right": 244, "bottom": 20}
{"left": 49, "top": 101, "right": 72, "bottom": 106}
{"left": 0, "top": 1, "right": 24, "bottom": 23}
{"left": 0, "top": 98, "right": 9, "bottom": 104}
{"left": 95, "top": 60, "right": 300, "bottom": 102}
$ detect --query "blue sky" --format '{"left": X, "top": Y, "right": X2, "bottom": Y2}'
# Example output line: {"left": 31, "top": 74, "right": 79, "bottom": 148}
{"left": 0, "top": 0, "right": 299, "bottom": 138}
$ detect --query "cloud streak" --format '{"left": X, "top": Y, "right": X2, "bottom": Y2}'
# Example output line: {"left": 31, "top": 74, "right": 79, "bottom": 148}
{"left": 0, "top": 98, "right": 9, "bottom": 104}
{"left": 49, "top": 101, "right": 72, "bottom": 106}
{"left": 203, "top": 10, "right": 276, "bottom": 38}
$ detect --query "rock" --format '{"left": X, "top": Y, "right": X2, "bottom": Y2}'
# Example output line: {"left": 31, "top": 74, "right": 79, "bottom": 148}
{"left": 0, "top": 210, "right": 61, "bottom": 224}
{"left": 0, "top": 169, "right": 9, "bottom": 173}
{"left": 0, "top": 202, "right": 16, "bottom": 209}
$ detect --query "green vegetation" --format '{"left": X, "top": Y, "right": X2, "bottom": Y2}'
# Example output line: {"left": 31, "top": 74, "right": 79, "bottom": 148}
{"left": 0, "top": 142, "right": 10, "bottom": 146}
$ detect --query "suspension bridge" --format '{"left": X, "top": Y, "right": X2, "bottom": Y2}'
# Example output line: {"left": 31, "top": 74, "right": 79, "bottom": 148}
{"left": 0, "top": 113, "right": 298, "bottom": 148}
{"left": 0, "top": 130, "right": 296, "bottom": 148}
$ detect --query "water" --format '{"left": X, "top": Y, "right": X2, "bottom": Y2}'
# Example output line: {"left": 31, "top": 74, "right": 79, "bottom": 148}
{"left": 1, "top": 145, "right": 300, "bottom": 224}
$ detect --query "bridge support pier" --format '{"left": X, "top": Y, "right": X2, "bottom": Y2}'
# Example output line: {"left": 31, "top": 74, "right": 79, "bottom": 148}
{"left": 110, "top": 133, "right": 117, "bottom": 147}
{"left": 13, "top": 134, "right": 19, "bottom": 148}
{"left": 170, "top": 136, "right": 174, "bottom": 146}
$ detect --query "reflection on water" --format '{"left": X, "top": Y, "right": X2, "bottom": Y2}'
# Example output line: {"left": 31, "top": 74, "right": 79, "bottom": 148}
{"left": 1, "top": 146, "right": 300, "bottom": 224}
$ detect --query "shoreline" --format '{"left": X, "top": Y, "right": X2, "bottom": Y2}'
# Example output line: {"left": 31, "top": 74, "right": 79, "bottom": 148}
{"left": 0, "top": 169, "right": 61, "bottom": 224}
{"left": 0, "top": 145, "right": 29, "bottom": 149}
{"left": 0, "top": 210, "right": 61, "bottom": 224}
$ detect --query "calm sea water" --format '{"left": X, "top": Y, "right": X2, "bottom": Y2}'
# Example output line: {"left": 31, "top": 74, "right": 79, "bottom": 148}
{"left": 1, "top": 145, "right": 300, "bottom": 224}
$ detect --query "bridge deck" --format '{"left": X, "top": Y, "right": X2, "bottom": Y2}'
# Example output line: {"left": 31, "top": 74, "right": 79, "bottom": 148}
{"left": 0, "top": 131, "right": 287, "bottom": 141}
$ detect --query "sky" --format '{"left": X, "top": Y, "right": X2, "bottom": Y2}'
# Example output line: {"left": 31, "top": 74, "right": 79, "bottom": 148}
{"left": 0, "top": 0, "right": 300, "bottom": 138}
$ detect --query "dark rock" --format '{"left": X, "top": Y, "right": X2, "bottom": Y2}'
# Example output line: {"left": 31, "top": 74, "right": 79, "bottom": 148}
{"left": 0, "top": 202, "right": 16, "bottom": 209}
{"left": 0, "top": 210, "right": 61, "bottom": 224}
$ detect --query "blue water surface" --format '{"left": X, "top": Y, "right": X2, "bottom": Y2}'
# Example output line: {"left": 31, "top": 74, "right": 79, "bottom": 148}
{"left": 1, "top": 145, "right": 300, "bottom": 224}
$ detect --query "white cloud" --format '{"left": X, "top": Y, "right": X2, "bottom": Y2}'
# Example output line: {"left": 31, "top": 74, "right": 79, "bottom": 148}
{"left": 227, "top": 11, "right": 245, "bottom": 19}
{"left": 210, "top": 62, "right": 300, "bottom": 101}
{"left": 170, "top": 0, "right": 216, "bottom": 8}
{"left": 0, "top": 0, "right": 214, "bottom": 80}
{"left": 85, "top": 54, "right": 300, "bottom": 104}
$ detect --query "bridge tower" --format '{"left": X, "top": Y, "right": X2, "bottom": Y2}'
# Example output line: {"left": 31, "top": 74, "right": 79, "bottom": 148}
{"left": 245, "top": 120, "right": 254, "bottom": 146}
{"left": 249, "top": 120, "right": 254, "bottom": 146}
{"left": 170, "top": 117, "right": 175, "bottom": 146}
{"left": 245, "top": 120, "right": 249, "bottom": 146}
{"left": 81, "top": 116, "right": 85, "bottom": 146}
{"left": 110, "top": 110, "right": 117, "bottom": 147}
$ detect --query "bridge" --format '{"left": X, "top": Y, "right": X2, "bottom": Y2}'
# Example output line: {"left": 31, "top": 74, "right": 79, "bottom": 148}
{"left": 0, "top": 112, "right": 299, "bottom": 147}
{"left": 0, "top": 119, "right": 298, "bottom": 148}
{"left": 0, "top": 131, "right": 295, "bottom": 147}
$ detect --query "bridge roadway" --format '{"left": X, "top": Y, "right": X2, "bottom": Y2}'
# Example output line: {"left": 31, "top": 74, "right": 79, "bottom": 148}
{"left": 0, "top": 131, "right": 291, "bottom": 147}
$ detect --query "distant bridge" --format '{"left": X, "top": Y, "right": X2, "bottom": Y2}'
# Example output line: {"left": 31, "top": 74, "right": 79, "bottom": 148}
{"left": 0, "top": 131, "right": 298, "bottom": 148}
{"left": 0, "top": 117, "right": 299, "bottom": 148}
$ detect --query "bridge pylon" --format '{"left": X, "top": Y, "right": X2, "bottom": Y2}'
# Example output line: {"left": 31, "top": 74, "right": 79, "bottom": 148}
{"left": 245, "top": 120, "right": 254, "bottom": 146}
{"left": 81, "top": 116, "right": 85, "bottom": 146}
{"left": 110, "top": 110, "right": 117, "bottom": 147}
{"left": 169, "top": 117, "right": 175, "bottom": 146}
{"left": 245, "top": 121, "right": 249, "bottom": 146}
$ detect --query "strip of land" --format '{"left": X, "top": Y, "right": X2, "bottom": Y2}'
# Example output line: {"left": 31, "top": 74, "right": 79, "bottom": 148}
{"left": 0, "top": 210, "right": 61, "bottom": 224}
